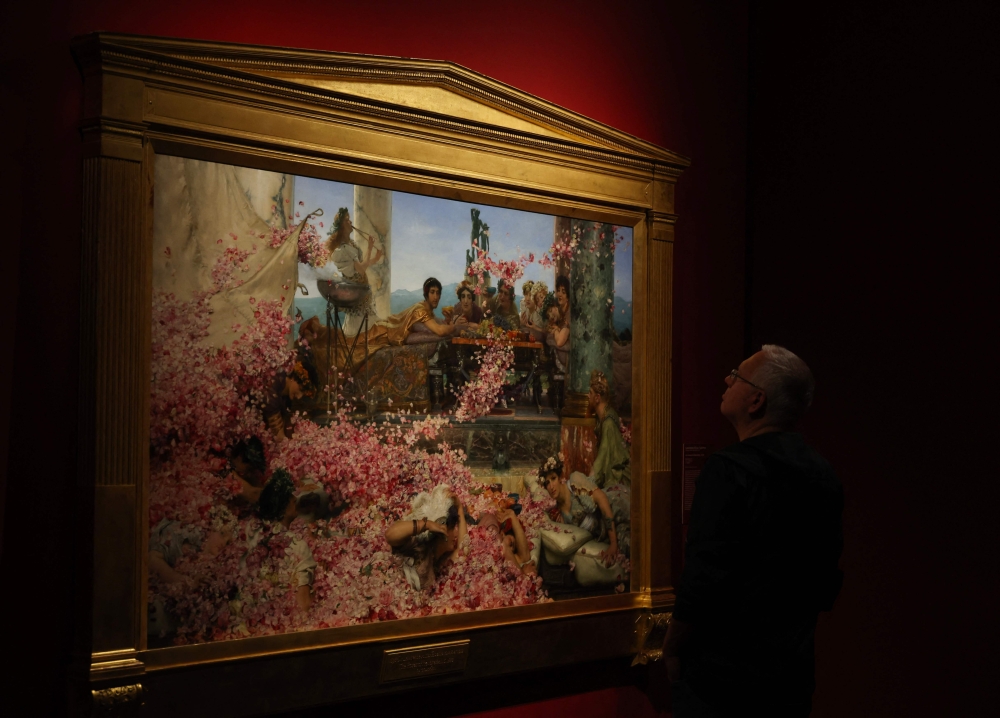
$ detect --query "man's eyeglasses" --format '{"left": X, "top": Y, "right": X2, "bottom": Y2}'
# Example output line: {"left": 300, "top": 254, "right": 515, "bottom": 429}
{"left": 729, "top": 369, "right": 764, "bottom": 391}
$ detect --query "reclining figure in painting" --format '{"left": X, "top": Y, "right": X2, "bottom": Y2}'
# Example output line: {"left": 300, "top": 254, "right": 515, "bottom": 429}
{"left": 477, "top": 510, "right": 538, "bottom": 576}
{"left": 302, "top": 277, "right": 467, "bottom": 358}
{"left": 300, "top": 277, "right": 469, "bottom": 410}
{"left": 385, "top": 485, "right": 469, "bottom": 591}
{"left": 532, "top": 454, "right": 630, "bottom": 590}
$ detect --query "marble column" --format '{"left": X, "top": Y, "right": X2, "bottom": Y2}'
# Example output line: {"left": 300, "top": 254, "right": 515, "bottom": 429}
{"left": 563, "top": 219, "right": 616, "bottom": 417}
{"left": 350, "top": 186, "right": 392, "bottom": 334}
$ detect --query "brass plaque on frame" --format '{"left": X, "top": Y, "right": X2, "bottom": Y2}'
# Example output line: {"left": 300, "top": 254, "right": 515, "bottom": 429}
{"left": 380, "top": 640, "right": 471, "bottom": 683}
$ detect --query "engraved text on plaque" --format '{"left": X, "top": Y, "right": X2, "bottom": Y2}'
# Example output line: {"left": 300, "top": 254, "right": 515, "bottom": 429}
{"left": 380, "top": 640, "right": 470, "bottom": 683}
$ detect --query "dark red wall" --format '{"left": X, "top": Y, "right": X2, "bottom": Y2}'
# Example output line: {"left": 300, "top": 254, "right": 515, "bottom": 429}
{"left": 1, "top": 1, "right": 745, "bottom": 715}
{"left": 749, "top": 3, "right": 998, "bottom": 716}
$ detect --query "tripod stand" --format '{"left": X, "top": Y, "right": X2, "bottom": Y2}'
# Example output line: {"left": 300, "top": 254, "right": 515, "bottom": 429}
{"left": 320, "top": 281, "right": 372, "bottom": 415}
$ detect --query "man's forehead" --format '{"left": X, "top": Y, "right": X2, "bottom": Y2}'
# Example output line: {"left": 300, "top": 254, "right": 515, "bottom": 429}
{"left": 740, "top": 352, "right": 767, "bottom": 373}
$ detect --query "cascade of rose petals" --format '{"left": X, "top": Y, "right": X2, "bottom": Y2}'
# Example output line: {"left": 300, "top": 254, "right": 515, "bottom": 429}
{"left": 149, "top": 446, "right": 238, "bottom": 530}
{"left": 150, "top": 290, "right": 291, "bottom": 459}
{"left": 147, "top": 236, "right": 594, "bottom": 646}
{"left": 149, "top": 390, "right": 558, "bottom": 643}
{"left": 211, "top": 246, "right": 253, "bottom": 290}
{"left": 452, "top": 339, "right": 515, "bottom": 422}
{"left": 538, "top": 222, "right": 627, "bottom": 268}
{"left": 295, "top": 222, "right": 330, "bottom": 268}
{"left": 430, "top": 526, "right": 547, "bottom": 612}
{"left": 252, "top": 217, "right": 329, "bottom": 269}
{"left": 151, "top": 235, "right": 297, "bottom": 461}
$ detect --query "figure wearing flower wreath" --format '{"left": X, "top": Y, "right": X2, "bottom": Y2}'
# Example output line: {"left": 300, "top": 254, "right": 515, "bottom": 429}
{"left": 521, "top": 280, "right": 549, "bottom": 342}
{"left": 531, "top": 370, "right": 631, "bottom": 586}
{"left": 539, "top": 455, "right": 631, "bottom": 565}
{"left": 325, "top": 207, "right": 383, "bottom": 335}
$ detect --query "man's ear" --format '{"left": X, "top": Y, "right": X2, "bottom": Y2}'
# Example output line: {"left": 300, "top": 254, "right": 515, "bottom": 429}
{"left": 749, "top": 391, "right": 768, "bottom": 418}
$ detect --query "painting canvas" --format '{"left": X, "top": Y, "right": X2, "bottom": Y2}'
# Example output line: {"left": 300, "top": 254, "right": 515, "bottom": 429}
{"left": 148, "top": 155, "right": 634, "bottom": 645}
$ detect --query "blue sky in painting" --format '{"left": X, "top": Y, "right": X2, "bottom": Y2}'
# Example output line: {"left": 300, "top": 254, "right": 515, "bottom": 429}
{"left": 391, "top": 190, "right": 554, "bottom": 292}
{"left": 291, "top": 175, "right": 632, "bottom": 303}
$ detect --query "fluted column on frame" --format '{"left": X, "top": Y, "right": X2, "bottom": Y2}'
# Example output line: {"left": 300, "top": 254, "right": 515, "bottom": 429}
{"left": 75, "top": 106, "right": 150, "bottom": 695}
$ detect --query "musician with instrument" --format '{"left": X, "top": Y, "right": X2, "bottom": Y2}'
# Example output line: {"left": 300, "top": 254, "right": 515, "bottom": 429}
{"left": 325, "top": 207, "right": 383, "bottom": 320}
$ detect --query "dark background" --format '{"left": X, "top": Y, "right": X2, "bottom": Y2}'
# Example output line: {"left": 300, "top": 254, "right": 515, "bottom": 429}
{"left": 1, "top": 1, "right": 996, "bottom": 715}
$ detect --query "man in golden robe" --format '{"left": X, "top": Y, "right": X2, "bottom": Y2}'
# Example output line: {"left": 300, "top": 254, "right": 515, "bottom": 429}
{"left": 302, "top": 277, "right": 468, "bottom": 391}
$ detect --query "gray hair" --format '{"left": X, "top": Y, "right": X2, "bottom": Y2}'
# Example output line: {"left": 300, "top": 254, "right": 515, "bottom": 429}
{"left": 750, "top": 344, "right": 815, "bottom": 429}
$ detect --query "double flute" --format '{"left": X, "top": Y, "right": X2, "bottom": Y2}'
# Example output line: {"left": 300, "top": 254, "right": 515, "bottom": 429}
{"left": 351, "top": 225, "right": 380, "bottom": 243}
{"left": 351, "top": 229, "right": 384, "bottom": 255}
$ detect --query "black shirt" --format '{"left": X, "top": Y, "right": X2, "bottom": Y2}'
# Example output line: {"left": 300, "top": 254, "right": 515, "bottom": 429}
{"left": 674, "top": 432, "right": 843, "bottom": 712}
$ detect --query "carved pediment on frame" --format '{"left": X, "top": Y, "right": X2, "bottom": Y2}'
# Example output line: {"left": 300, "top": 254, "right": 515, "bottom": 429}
{"left": 72, "top": 33, "right": 689, "bottom": 183}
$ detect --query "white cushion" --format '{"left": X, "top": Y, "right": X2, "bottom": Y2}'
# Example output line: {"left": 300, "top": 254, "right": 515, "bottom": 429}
{"left": 540, "top": 524, "right": 592, "bottom": 565}
{"left": 573, "top": 540, "right": 626, "bottom": 586}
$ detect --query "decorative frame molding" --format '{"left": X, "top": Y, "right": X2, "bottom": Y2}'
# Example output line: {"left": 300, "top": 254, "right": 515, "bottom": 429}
{"left": 72, "top": 32, "right": 688, "bottom": 716}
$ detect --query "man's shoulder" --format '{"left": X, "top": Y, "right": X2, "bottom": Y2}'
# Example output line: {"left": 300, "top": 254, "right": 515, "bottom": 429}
{"left": 693, "top": 449, "right": 752, "bottom": 491}
{"left": 734, "top": 432, "right": 840, "bottom": 487}
{"left": 711, "top": 440, "right": 768, "bottom": 475}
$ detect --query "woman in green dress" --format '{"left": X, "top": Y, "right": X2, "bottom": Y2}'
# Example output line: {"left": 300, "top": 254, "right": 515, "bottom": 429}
{"left": 588, "top": 370, "right": 631, "bottom": 489}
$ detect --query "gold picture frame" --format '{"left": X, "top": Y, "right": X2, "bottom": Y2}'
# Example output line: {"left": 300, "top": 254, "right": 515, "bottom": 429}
{"left": 72, "top": 32, "right": 687, "bottom": 715}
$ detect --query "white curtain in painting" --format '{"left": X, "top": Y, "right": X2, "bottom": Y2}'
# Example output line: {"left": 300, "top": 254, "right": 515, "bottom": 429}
{"left": 153, "top": 156, "right": 297, "bottom": 349}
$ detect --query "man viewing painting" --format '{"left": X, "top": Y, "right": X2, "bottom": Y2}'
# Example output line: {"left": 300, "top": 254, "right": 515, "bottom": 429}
{"left": 148, "top": 157, "right": 633, "bottom": 645}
